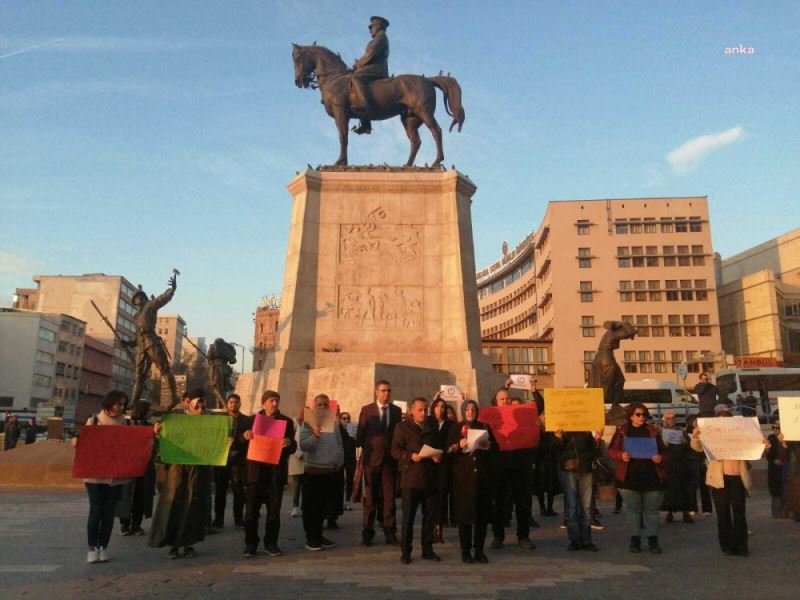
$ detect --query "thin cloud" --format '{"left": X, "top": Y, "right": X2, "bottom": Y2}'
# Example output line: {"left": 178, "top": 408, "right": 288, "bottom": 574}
{"left": 0, "top": 251, "right": 36, "bottom": 275}
{"left": 666, "top": 126, "right": 745, "bottom": 173}
{"left": 0, "top": 80, "right": 172, "bottom": 109}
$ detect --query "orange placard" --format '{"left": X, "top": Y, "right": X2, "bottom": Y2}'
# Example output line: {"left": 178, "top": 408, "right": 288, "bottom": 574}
{"left": 247, "top": 434, "right": 282, "bottom": 464}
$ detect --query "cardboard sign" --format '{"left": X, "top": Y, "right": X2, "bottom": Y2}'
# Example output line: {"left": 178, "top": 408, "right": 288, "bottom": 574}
{"left": 544, "top": 388, "right": 605, "bottom": 432}
{"left": 508, "top": 374, "right": 533, "bottom": 391}
{"left": 661, "top": 428, "right": 685, "bottom": 445}
{"left": 72, "top": 425, "right": 154, "bottom": 479}
{"left": 696, "top": 417, "right": 765, "bottom": 460}
{"left": 439, "top": 385, "right": 463, "bottom": 402}
{"left": 158, "top": 414, "right": 232, "bottom": 466}
{"left": 247, "top": 434, "right": 282, "bottom": 464}
{"left": 478, "top": 404, "right": 539, "bottom": 450}
{"left": 624, "top": 436, "right": 658, "bottom": 459}
{"left": 252, "top": 413, "right": 287, "bottom": 439}
{"left": 777, "top": 397, "right": 800, "bottom": 441}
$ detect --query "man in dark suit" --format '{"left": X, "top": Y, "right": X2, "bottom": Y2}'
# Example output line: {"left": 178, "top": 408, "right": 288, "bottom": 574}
{"left": 391, "top": 397, "right": 442, "bottom": 563}
{"left": 356, "top": 379, "right": 403, "bottom": 545}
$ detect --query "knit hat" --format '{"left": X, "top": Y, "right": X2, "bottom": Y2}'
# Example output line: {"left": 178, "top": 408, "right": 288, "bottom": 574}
{"left": 714, "top": 403, "right": 732, "bottom": 415}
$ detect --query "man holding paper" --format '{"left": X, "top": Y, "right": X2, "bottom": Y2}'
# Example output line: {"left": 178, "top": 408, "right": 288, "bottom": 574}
{"left": 241, "top": 390, "right": 296, "bottom": 558}
{"left": 391, "top": 397, "right": 443, "bottom": 563}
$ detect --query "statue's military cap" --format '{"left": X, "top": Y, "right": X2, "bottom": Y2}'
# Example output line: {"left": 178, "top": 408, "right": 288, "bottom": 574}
{"left": 370, "top": 16, "right": 390, "bottom": 29}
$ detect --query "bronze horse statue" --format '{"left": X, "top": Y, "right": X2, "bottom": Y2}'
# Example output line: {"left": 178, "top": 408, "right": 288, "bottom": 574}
{"left": 292, "top": 43, "right": 465, "bottom": 167}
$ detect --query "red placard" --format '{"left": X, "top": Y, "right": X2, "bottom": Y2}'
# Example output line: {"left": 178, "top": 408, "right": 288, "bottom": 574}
{"left": 72, "top": 426, "right": 154, "bottom": 479}
{"left": 478, "top": 404, "right": 540, "bottom": 451}
{"left": 247, "top": 434, "right": 282, "bottom": 464}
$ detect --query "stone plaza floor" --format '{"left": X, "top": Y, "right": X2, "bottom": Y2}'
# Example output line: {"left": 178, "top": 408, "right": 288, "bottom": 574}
{"left": 0, "top": 488, "right": 797, "bottom": 599}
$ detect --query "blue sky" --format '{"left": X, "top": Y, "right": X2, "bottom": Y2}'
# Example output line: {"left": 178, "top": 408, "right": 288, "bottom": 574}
{"left": 1, "top": 1, "right": 798, "bottom": 370}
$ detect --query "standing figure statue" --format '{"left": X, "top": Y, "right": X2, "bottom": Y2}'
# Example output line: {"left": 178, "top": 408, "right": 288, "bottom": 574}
{"left": 207, "top": 338, "right": 237, "bottom": 409}
{"left": 127, "top": 274, "right": 179, "bottom": 409}
{"left": 350, "top": 16, "right": 390, "bottom": 135}
{"left": 588, "top": 320, "right": 638, "bottom": 425}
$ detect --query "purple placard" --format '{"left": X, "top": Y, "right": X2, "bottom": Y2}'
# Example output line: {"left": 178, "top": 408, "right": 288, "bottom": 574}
{"left": 253, "top": 413, "right": 287, "bottom": 439}
{"left": 623, "top": 436, "right": 658, "bottom": 459}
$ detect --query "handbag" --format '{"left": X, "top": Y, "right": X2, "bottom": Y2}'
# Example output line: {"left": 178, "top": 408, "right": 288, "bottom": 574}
{"left": 592, "top": 456, "right": 613, "bottom": 485}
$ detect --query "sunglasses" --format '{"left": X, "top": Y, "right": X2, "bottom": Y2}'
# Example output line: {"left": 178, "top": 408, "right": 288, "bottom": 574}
{"left": 633, "top": 412, "right": 646, "bottom": 417}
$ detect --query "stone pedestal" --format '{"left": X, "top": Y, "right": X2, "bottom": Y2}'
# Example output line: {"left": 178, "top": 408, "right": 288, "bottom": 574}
{"left": 236, "top": 168, "right": 504, "bottom": 417}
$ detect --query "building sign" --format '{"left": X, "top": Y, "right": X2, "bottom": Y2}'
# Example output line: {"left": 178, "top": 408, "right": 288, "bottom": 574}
{"left": 734, "top": 356, "right": 779, "bottom": 368}
{"left": 476, "top": 231, "right": 535, "bottom": 284}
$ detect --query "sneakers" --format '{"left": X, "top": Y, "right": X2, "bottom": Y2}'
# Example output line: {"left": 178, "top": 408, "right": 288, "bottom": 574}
{"left": 582, "top": 542, "right": 599, "bottom": 552}
{"left": 130, "top": 527, "right": 145, "bottom": 536}
{"left": 87, "top": 549, "right": 99, "bottom": 564}
{"left": 183, "top": 546, "right": 197, "bottom": 558}
{"left": 305, "top": 541, "right": 323, "bottom": 551}
{"left": 517, "top": 538, "right": 536, "bottom": 550}
{"left": 683, "top": 513, "right": 694, "bottom": 524}
{"left": 559, "top": 520, "right": 567, "bottom": 530}
{"left": 242, "top": 546, "right": 257, "bottom": 558}
{"left": 120, "top": 526, "right": 132, "bottom": 536}
{"left": 590, "top": 519, "right": 605, "bottom": 531}
{"left": 264, "top": 544, "right": 283, "bottom": 557}
{"left": 290, "top": 507, "right": 301, "bottom": 518}
{"left": 168, "top": 547, "right": 181, "bottom": 559}
{"left": 319, "top": 536, "right": 336, "bottom": 549}
{"left": 97, "top": 547, "right": 108, "bottom": 563}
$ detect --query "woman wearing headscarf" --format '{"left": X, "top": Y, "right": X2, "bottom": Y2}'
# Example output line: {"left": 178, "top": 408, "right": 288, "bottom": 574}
{"left": 446, "top": 399, "right": 496, "bottom": 563}
{"left": 659, "top": 411, "right": 695, "bottom": 524}
{"left": 148, "top": 390, "right": 214, "bottom": 559}
{"left": 608, "top": 403, "right": 666, "bottom": 554}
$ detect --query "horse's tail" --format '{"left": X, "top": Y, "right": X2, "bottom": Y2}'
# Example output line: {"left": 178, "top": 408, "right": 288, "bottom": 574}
{"left": 429, "top": 75, "right": 465, "bottom": 133}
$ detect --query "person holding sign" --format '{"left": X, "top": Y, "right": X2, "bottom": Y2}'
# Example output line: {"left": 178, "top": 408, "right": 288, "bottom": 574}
{"left": 241, "top": 390, "right": 296, "bottom": 558}
{"left": 608, "top": 403, "right": 666, "bottom": 554}
{"left": 690, "top": 404, "right": 767, "bottom": 556}
{"left": 148, "top": 390, "right": 214, "bottom": 559}
{"left": 446, "top": 399, "right": 495, "bottom": 563}
{"left": 213, "top": 393, "right": 247, "bottom": 529}
{"left": 117, "top": 400, "right": 156, "bottom": 537}
{"left": 299, "top": 394, "right": 344, "bottom": 551}
{"left": 78, "top": 390, "right": 131, "bottom": 564}
{"left": 553, "top": 430, "right": 600, "bottom": 552}
{"left": 659, "top": 412, "right": 695, "bottom": 524}
{"left": 391, "top": 397, "right": 443, "bottom": 563}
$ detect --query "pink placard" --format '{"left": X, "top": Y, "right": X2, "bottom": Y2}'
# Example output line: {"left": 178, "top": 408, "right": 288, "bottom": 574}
{"left": 252, "top": 413, "right": 287, "bottom": 439}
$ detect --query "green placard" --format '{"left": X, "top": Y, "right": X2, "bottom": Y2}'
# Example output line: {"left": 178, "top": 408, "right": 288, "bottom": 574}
{"left": 158, "top": 414, "right": 232, "bottom": 466}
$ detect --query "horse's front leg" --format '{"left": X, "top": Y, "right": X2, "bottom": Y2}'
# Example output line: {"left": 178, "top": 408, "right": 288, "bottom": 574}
{"left": 334, "top": 109, "right": 349, "bottom": 166}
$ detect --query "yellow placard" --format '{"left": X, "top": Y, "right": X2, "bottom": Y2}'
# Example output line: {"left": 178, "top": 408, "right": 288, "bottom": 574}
{"left": 543, "top": 388, "right": 605, "bottom": 432}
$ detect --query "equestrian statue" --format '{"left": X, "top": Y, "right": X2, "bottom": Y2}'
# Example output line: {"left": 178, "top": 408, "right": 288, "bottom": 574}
{"left": 292, "top": 16, "right": 465, "bottom": 167}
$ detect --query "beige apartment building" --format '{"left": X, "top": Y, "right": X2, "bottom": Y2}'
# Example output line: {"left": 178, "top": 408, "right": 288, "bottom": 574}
{"left": 14, "top": 274, "right": 139, "bottom": 395}
{"left": 716, "top": 228, "right": 800, "bottom": 364}
{"left": 153, "top": 314, "right": 186, "bottom": 372}
{"left": 477, "top": 197, "right": 723, "bottom": 388}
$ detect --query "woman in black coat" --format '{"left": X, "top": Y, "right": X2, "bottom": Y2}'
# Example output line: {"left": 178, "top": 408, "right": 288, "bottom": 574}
{"left": 446, "top": 399, "right": 496, "bottom": 564}
{"left": 428, "top": 394, "right": 459, "bottom": 543}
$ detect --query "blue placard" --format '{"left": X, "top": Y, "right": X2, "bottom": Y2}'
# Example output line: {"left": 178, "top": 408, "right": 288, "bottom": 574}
{"left": 623, "top": 436, "right": 658, "bottom": 459}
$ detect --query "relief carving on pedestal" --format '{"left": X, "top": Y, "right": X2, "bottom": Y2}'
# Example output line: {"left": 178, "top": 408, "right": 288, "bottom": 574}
{"left": 339, "top": 207, "right": 422, "bottom": 265}
{"left": 337, "top": 285, "right": 423, "bottom": 330}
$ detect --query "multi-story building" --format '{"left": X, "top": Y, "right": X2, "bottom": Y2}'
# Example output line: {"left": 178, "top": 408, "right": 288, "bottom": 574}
{"left": 716, "top": 228, "right": 800, "bottom": 364}
{"left": 14, "top": 274, "right": 138, "bottom": 395}
{"left": 477, "top": 197, "right": 723, "bottom": 388}
{"left": 181, "top": 336, "right": 207, "bottom": 369}
{"left": 253, "top": 297, "right": 280, "bottom": 372}
{"left": 76, "top": 335, "right": 114, "bottom": 423}
{"left": 0, "top": 309, "right": 86, "bottom": 421}
{"left": 152, "top": 314, "right": 186, "bottom": 376}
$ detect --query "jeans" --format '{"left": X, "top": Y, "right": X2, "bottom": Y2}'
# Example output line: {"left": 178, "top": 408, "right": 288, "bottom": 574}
{"left": 618, "top": 488, "right": 663, "bottom": 538}
{"left": 559, "top": 471, "right": 593, "bottom": 544}
{"left": 86, "top": 483, "right": 122, "bottom": 548}
{"left": 712, "top": 475, "right": 748, "bottom": 554}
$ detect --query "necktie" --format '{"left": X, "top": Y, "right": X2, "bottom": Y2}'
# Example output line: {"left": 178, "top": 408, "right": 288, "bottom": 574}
{"left": 381, "top": 406, "right": 388, "bottom": 430}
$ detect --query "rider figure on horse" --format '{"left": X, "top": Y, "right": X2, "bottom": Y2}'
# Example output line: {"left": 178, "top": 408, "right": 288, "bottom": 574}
{"left": 351, "top": 16, "right": 390, "bottom": 135}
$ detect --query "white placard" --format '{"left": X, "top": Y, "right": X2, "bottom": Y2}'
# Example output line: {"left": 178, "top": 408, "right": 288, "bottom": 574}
{"left": 661, "top": 428, "right": 685, "bottom": 445}
{"left": 508, "top": 374, "right": 533, "bottom": 391}
{"left": 466, "top": 428, "right": 489, "bottom": 453}
{"left": 345, "top": 423, "right": 358, "bottom": 437}
{"left": 696, "top": 417, "right": 765, "bottom": 460}
{"left": 393, "top": 400, "right": 407, "bottom": 414}
{"left": 778, "top": 397, "right": 800, "bottom": 441}
{"left": 439, "top": 384, "right": 463, "bottom": 402}
{"left": 418, "top": 444, "right": 443, "bottom": 459}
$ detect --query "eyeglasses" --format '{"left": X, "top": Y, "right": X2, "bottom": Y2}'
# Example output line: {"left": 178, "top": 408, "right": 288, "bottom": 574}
{"left": 341, "top": 417, "right": 350, "bottom": 422}
{"left": 633, "top": 412, "right": 646, "bottom": 417}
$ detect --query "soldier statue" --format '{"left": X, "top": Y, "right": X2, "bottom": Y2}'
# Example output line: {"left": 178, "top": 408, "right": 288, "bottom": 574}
{"left": 588, "top": 320, "right": 638, "bottom": 425}
{"left": 207, "top": 337, "right": 237, "bottom": 409}
{"left": 126, "top": 274, "right": 179, "bottom": 409}
{"left": 350, "top": 15, "right": 390, "bottom": 136}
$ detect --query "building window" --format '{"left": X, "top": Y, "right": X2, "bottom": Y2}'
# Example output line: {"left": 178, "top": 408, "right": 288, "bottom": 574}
{"left": 624, "top": 351, "right": 637, "bottom": 373}
{"left": 675, "top": 217, "right": 688, "bottom": 233}
{"left": 636, "top": 315, "right": 649, "bottom": 337}
{"left": 661, "top": 218, "right": 674, "bottom": 233}
{"left": 38, "top": 328, "right": 57, "bottom": 343}
{"left": 56, "top": 362, "right": 65, "bottom": 376}
{"left": 689, "top": 217, "right": 703, "bottom": 232}
{"left": 581, "top": 316, "right": 595, "bottom": 337}
{"left": 32, "top": 374, "right": 52, "bottom": 388}
{"left": 615, "top": 220, "right": 629, "bottom": 234}
{"left": 579, "top": 281, "right": 593, "bottom": 303}
{"left": 671, "top": 350, "right": 683, "bottom": 373}
{"left": 577, "top": 220, "right": 590, "bottom": 235}
{"left": 578, "top": 247, "right": 592, "bottom": 268}
{"left": 35, "top": 350, "right": 54, "bottom": 364}
{"left": 630, "top": 222, "right": 643, "bottom": 234}
{"left": 644, "top": 218, "right": 657, "bottom": 233}
{"left": 632, "top": 257, "right": 645, "bottom": 268}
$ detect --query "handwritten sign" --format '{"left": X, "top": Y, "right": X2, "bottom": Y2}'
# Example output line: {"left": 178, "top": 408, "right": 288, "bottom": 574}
{"left": 72, "top": 426, "right": 154, "bottom": 479}
{"left": 508, "top": 374, "right": 533, "bottom": 391}
{"left": 624, "top": 436, "right": 658, "bottom": 459}
{"left": 252, "top": 414, "right": 287, "bottom": 439}
{"left": 778, "top": 397, "right": 800, "bottom": 441}
{"left": 544, "top": 388, "right": 605, "bottom": 432}
{"left": 696, "top": 417, "right": 765, "bottom": 460}
{"left": 478, "top": 404, "right": 539, "bottom": 450}
{"left": 248, "top": 413, "right": 288, "bottom": 464}
{"left": 439, "top": 384, "right": 463, "bottom": 402}
{"left": 661, "top": 428, "right": 685, "bottom": 445}
{"left": 158, "top": 414, "right": 232, "bottom": 466}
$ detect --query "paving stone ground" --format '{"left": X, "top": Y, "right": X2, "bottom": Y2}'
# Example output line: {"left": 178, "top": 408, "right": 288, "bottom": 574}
{"left": 0, "top": 488, "right": 797, "bottom": 599}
